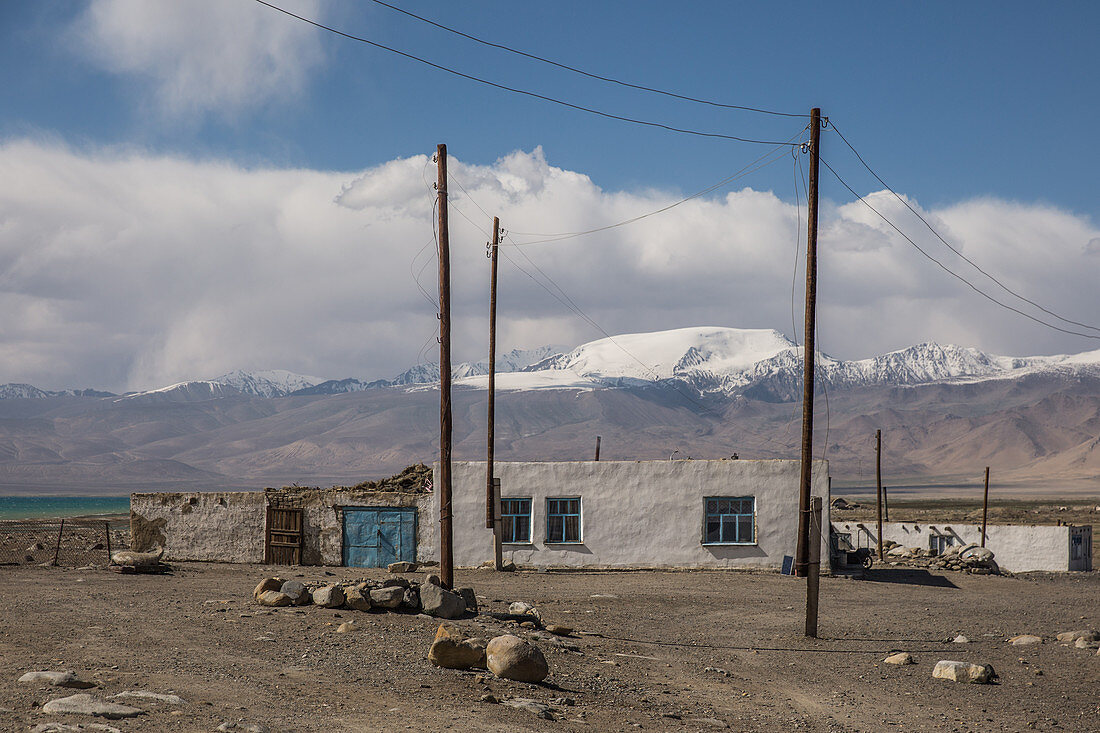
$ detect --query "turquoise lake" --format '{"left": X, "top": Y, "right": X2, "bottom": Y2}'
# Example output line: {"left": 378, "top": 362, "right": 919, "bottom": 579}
{"left": 0, "top": 495, "right": 130, "bottom": 521}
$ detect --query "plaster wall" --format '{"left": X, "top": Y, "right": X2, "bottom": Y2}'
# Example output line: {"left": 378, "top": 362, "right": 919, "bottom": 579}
{"left": 831, "top": 520, "right": 1092, "bottom": 573}
{"left": 130, "top": 491, "right": 266, "bottom": 562}
{"left": 131, "top": 489, "right": 435, "bottom": 565}
{"left": 439, "top": 459, "right": 829, "bottom": 569}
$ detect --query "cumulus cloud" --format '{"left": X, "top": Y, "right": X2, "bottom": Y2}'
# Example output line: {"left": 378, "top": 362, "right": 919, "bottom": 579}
{"left": 74, "top": 0, "right": 326, "bottom": 118}
{"left": 0, "top": 140, "right": 1097, "bottom": 392}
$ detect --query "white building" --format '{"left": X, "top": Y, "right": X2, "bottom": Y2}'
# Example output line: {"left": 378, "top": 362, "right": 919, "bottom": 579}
{"left": 831, "top": 520, "right": 1093, "bottom": 573}
{"left": 443, "top": 459, "right": 830, "bottom": 570}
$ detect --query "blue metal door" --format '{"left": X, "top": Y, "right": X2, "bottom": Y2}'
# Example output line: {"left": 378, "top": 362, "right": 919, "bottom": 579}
{"left": 342, "top": 507, "right": 417, "bottom": 567}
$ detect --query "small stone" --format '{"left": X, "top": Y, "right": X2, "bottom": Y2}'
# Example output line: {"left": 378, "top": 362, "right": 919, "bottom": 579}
{"left": 311, "top": 585, "right": 345, "bottom": 609}
{"left": 520, "top": 621, "right": 536, "bottom": 629}
{"left": 952, "top": 635, "right": 970, "bottom": 643}
{"left": 545, "top": 624, "right": 573, "bottom": 636}
{"left": 428, "top": 624, "right": 487, "bottom": 669}
{"left": 344, "top": 586, "right": 372, "bottom": 612}
{"left": 401, "top": 587, "right": 421, "bottom": 610}
{"left": 499, "top": 697, "right": 552, "bottom": 719}
{"left": 1009, "top": 635, "right": 1042, "bottom": 646}
{"left": 486, "top": 634, "right": 549, "bottom": 683}
{"left": 18, "top": 671, "right": 96, "bottom": 689}
{"left": 256, "top": 591, "right": 291, "bottom": 608}
{"left": 336, "top": 621, "right": 357, "bottom": 634}
{"left": 380, "top": 576, "right": 411, "bottom": 589}
{"left": 32, "top": 724, "right": 121, "bottom": 733}
{"left": 932, "top": 660, "right": 996, "bottom": 684}
{"left": 41, "top": 693, "right": 144, "bottom": 719}
{"left": 369, "top": 586, "right": 405, "bottom": 610}
{"left": 479, "top": 693, "right": 498, "bottom": 704}
{"left": 252, "top": 578, "right": 283, "bottom": 600}
{"left": 884, "top": 652, "right": 914, "bottom": 665}
{"left": 279, "top": 581, "right": 311, "bottom": 606}
{"left": 508, "top": 601, "right": 542, "bottom": 621}
{"left": 1056, "top": 630, "right": 1100, "bottom": 643}
{"left": 1074, "top": 636, "right": 1100, "bottom": 649}
{"left": 387, "top": 561, "right": 418, "bottom": 573}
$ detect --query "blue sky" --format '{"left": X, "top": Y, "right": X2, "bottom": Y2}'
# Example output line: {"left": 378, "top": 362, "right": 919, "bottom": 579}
{"left": 0, "top": 1, "right": 1098, "bottom": 391}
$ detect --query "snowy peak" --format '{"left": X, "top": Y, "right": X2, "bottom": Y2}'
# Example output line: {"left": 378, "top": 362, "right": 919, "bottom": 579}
{"left": 0, "top": 383, "right": 115, "bottom": 400}
{"left": 211, "top": 369, "right": 327, "bottom": 398}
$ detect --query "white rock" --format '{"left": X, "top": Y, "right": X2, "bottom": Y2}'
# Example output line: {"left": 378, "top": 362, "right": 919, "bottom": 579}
{"left": 32, "top": 724, "right": 121, "bottom": 733}
{"left": 110, "top": 691, "right": 184, "bottom": 704}
{"left": 18, "top": 671, "right": 94, "bottom": 688}
{"left": 952, "top": 635, "right": 970, "bottom": 643}
{"left": 41, "top": 694, "right": 143, "bottom": 719}
{"left": 932, "top": 660, "right": 995, "bottom": 684}
{"left": 883, "top": 652, "right": 914, "bottom": 665}
{"left": 1009, "top": 635, "right": 1042, "bottom": 646}
{"left": 311, "top": 585, "right": 345, "bottom": 609}
{"left": 1055, "top": 630, "right": 1099, "bottom": 643}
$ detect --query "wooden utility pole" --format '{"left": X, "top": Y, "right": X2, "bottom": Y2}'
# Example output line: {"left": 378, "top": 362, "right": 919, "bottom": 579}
{"left": 795, "top": 107, "right": 822, "bottom": 579}
{"left": 876, "top": 429, "right": 884, "bottom": 560}
{"left": 805, "top": 496, "right": 822, "bottom": 637}
{"left": 436, "top": 143, "right": 454, "bottom": 590}
{"left": 980, "top": 466, "right": 990, "bottom": 547}
{"left": 594, "top": 436, "right": 601, "bottom": 461}
{"left": 485, "top": 216, "right": 502, "bottom": 569}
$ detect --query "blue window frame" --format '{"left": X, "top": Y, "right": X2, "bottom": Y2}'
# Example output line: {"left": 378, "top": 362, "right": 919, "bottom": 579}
{"left": 546, "top": 497, "right": 581, "bottom": 543}
{"left": 501, "top": 498, "right": 532, "bottom": 544}
{"left": 703, "top": 496, "right": 755, "bottom": 544}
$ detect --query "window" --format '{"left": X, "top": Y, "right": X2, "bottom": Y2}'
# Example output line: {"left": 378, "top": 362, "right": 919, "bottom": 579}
{"left": 501, "top": 498, "right": 532, "bottom": 544}
{"left": 546, "top": 498, "right": 581, "bottom": 543}
{"left": 930, "top": 534, "right": 955, "bottom": 555}
{"left": 703, "top": 496, "right": 755, "bottom": 544}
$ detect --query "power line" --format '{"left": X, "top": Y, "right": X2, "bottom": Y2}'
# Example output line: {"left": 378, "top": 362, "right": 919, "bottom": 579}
{"left": 505, "top": 133, "right": 805, "bottom": 245}
{"left": 368, "top": 0, "right": 806, "bottom": 119}
{"left": 253, "top": 0, "right": 800, "bottom": 146}
{"left": 821, "top": 156, "right": 1100, "bottom": 341}
{"left": 829, "top": 122, "right": 1100, "bottom": 334}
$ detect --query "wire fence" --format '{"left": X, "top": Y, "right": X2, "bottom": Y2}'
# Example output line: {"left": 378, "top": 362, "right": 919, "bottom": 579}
{"left": 0, "top": 519, "right": 129, "bottom": 567}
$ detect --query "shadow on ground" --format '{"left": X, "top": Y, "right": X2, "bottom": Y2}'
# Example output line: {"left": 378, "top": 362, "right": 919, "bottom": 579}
{"left": 862, "top": 568, "right": 959, "bottom": 588}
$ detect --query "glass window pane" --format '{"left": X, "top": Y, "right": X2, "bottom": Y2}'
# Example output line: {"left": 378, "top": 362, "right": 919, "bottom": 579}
{"left": 503, "top": 516, "right": 515, "bottom": 543}
{"left": 705, "top": 520, "right": 720, "bottom": 543}
{"left": 516, "top": 516, "right": 529, "bottom": 543}
{"left": 722, "top": 516, "right": 736, "bottom": 543}
{"left": 564, "top": 515, "right": 579, "bottom": 542}
{"left": 706, "top": 499, "right": 717, "bottom": 514}
{"left": 739, "top": 516, "right": 753, "bottom": 542}
{"left": 568, "top": 499, "right": 579, "bottom": 514}
{"left": 548, "top": 515, "right": 563, "bottom": 542}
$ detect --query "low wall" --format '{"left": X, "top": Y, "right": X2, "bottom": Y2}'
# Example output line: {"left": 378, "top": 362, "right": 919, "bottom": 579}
{"left": 131, "top": 489, "right": 435, "bottom": 565}
{"left": 442, "top": 459, "right": 829, "bottom": 570}
{"left": 831, "top": 520, "right": 1092, "bottom": 573}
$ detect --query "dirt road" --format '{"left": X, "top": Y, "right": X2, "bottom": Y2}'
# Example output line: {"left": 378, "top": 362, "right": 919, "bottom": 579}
{"left": 2, "top": 563, "right": 1097, "bottom": 732}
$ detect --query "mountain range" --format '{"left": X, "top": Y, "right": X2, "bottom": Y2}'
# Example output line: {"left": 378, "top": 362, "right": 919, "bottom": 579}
{"left": 1, "top": 327, "right": 1099, "bottom": 496}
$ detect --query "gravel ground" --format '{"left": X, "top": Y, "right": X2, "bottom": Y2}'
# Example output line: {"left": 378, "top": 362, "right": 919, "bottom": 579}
{"left": 1, "top": 563, "right": 1098, "bottom": 732}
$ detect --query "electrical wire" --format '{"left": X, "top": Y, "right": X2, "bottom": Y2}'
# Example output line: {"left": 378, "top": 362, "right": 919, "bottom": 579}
{"left": 505, "top": 133, "right": 805, "bottom": 244}
{"left": 821, "top": 156, "right": 1100, "bottom": 341}
{"left": 367, "top": 0, "right": 806, "bottom": 119}
{"left": 254, "top": 0, "right": 801, "bottom": 147}
{"left": 829, "top": 122, "right": 1100, "bottom": 334}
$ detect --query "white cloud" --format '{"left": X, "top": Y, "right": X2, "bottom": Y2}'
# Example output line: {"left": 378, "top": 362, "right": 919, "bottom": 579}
{"left": 74, "top": 0, "right": 326, "bottom": 118}
{"left": 0, "top": 140, "right": 1097, "bottom": 392}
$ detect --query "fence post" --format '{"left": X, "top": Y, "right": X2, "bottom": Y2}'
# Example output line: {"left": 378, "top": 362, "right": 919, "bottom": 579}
{"left": 104, "top": 520, "right": 112, "bottom": 563}
{"left": 53, "top": 519, "right": 65, "bottom": 566}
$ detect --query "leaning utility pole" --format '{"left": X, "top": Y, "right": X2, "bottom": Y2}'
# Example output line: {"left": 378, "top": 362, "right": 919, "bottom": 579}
{"left": 876, "top": 429, "right": 884, "bottom": 561}
{"left": 485, "top": 216, "right": 502, "bottom": 570}
{"left": 795, "top": 107, "right": 822, "bottom": 580}
{"left": 436, "top": 143, "right": 454, "bottom": 590}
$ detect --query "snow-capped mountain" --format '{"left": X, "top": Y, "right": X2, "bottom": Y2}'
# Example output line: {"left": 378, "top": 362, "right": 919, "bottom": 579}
{"left": 119, "top": 369, "right": 327, "bottom": 403}
{"left": 0, "top": 383, "right": 115, "bottom": 399}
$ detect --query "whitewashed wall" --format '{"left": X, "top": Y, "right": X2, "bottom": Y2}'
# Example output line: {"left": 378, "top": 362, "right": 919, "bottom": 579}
{"left": 831, "top": 520, "right": 1093, "bottom": 572}
{"left": 437, "top": 459, "right": 829, "bottom": 569}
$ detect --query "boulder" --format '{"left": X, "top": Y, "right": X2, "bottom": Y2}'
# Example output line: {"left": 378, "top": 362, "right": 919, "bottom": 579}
{"left": 508, "top": 601, "right": 542, "bottom": 622}
{"left": 428, "top": 624, "right": 487, "bottom": 669}
{"left": 401, "top": 587, "right": 421, "bottom": 610}
{"left": 41, "top": 694, "right": 144, "bottom": 719}
{"left": 280, "top": 581, "right": 311, "bottom": 606}
{"left": 1055, "top": 630, "right": 1100, "bottom": 643}
{"left": 456, "top": 587, "right": 478, "bottom": 614}
{"left": 1009, "top": 635, "right": 1042, "bottom": 646}
{"left": 931, "top": 660, "right": 995, "bottom": 684}
{"left": 387, "top": 561, "right": 419, "bottom": 573}
{"left": 380, "top": 576, "right": 411, "bottom": 589}
{"left": 312, "top": 585, "right": 345, "bottom": 609}
{"left": 110, "top": 546, "right": 163, "bottom": 568}
{"left": 883, "top": 652, "right": 914, "bottom": 665}
{"left": 423, "top": 573, "right": 442, "bottom": 587}
{"left": 256, "top": 591, "right": 291, "bottom": 607}
{"left": 17, "top": 671, "right": 95, "bottom": 688}
{"left": 545, "top": 624, "right": 573, "bottom": 636}
{"left": 252, "top": 578, "right": 283, "bottom": 600}
{"left": 960, "top": 546, "right": 994, "bottom": 564}
{"left": 499, "top": 697, "right": 552, "bottom": 719}
{"left": 344, "top": 586, "right": 372, "bottom": 612}
{"left": 32, "top": 724, "right": 122, "bottom": 733}
{"left": 886, "top": 546, "right": 910, "bottom": 558}
{"left": 369, "top": 586, "right": 405, "bottom": 610}
{"left": 111, "top": 691, "right": 184, "bottom": 705}
{"left": 420, "top": 583, "right": 466, "bottom": 619}
{"left": 486, "top": 634, "right": 549, "bottom": 683}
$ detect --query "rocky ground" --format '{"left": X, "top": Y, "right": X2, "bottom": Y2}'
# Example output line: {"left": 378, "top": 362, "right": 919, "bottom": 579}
{"left": 1, "top": 563, "right": 1098, "bottom": 732}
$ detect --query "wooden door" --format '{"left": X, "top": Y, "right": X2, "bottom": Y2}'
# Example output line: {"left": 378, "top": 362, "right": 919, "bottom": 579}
{"left": 265, "top": 507, "right": 304, "bottom": 565}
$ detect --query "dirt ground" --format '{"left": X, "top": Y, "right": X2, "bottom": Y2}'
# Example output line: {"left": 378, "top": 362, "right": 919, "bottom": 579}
{"left": 1, "top": 563, "right": 1098, "bottom": 732}
{"left": 833, "top": 497, "right": 1100, "bottom": 568}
